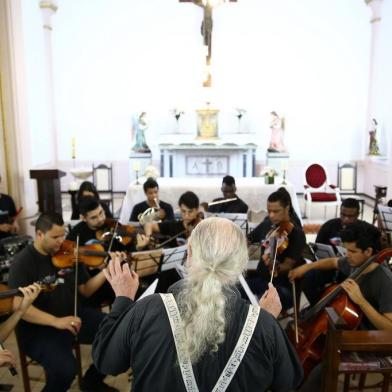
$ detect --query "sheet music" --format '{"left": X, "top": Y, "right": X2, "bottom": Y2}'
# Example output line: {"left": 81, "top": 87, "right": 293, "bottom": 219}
{"left": 238, "top": 274, "right": 258, "bottom": 306}
{"left": 137, "top": 278, "right": 158, "bottom": 301}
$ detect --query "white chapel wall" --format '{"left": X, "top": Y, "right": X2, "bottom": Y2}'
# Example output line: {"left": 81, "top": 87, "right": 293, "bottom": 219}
{"left": 19, "top": 0, "right": 374, "bottom": 193}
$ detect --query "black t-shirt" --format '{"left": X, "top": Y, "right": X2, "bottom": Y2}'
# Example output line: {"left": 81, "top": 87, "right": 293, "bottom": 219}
{"left": 67, "top": 221, "right": 129, "bottom": 251}
{"left": 8, "top": 244, "right": 90, "bottom": 325}
{"left": 158, "top": 220, "right": 186, "bottom": 248}
{"left": 338, "top": 258, "right": 392, "bottom": 330}
{"left": 315, "top": 218, "right": 344, "bottom": 246}
{"left": 130, "top": 200, "right": 174, "bottom": 222}
{"left": 257, "top": 225, "right": 306, "bottom": 288}
{"left": 208, "top": 196, "right": 248, "bottom": 213}
{"left": 0, "top": 194, "right": 17, "bottom": 239}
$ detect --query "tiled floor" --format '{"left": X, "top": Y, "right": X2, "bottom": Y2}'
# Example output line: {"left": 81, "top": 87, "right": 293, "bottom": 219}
{"left": 1, "top": 193, "right": 387, "bottom": 391}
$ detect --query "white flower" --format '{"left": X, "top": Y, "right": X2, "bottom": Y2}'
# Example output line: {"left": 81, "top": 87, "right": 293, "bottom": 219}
{"left": 260, "top": 166, "right": 278, "bottom": 177}
{"left": 144, "top": 165, "right": 159, "bottom": 179}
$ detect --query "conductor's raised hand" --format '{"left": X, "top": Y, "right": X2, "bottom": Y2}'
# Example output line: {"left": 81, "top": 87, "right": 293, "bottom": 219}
{"left": 104, "top": 252, "right": 139, "bottom": 300}
{"left": 259, "top": 283, "right": 282, "bottom": 318}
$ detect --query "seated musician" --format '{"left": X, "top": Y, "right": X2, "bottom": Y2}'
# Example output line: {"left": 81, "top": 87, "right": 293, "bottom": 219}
{"left": 247, "top": 187, "right": 301, "bottom": 246}
{"left": 93, "top": 218, "right": 303, "bottom": 391}
{"left": 289, "top": 221, "right": 392, "bottom": 331}
{"left": 8, "top": 212, "right": 118, "bottom": 392}
{"left": 0, "top": 283, "right": 41, "bottom": 368}
{"left": 246, "top": 188, "right": 306, "bottom": 310}
{"left": 316, "top": 198, "right": 361, "bottom": 247}
{"left": 68, "top": 196, "right": 139, "bottom": 307}
{"left": 295, "top": 198, "right": 362, "bottom": 306}
{"left": 291, "top": 221, "right": 392, "bottom": 392}
{"left": 71, "top": 181, "right": 113, "bottom": 220}
{"left": 208, "top": 175, "right": 248, "bottom": 213}
{"left": 130, "top": 177, "right": 174, "bottom": 222}
{"left": 139, "top": 191, "right": 201, "bottom": 249}
{"left": 0, "top": 175, "right": 19, "bottom": 241}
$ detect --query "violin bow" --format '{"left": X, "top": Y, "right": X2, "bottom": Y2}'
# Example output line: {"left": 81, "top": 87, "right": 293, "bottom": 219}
{"left": 291, "top": 281, "right": 299, "bottom": 344}
{"left": 269, "top": 236, "right": 278, "bottom": 284}
{"left": 154, "top": 229, "right": 188, "bottom": 249}
{"left": 74, "top": 235, "right": 80, "bottom": 320}
{"left": 104, "top": 219, "right": 120, "bottom": 264}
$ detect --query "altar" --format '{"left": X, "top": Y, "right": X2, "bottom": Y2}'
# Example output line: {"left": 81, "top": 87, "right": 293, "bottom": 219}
{"left": 159, "top": 143, "right": 257, "bottom": 178}
{"left": 119, "top": 177, "right": 300, "bottom": 224}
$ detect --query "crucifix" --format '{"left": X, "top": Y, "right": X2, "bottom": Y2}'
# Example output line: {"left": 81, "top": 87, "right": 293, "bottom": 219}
{"left": 179, "top": 0, "right": 237, "bottom": 86}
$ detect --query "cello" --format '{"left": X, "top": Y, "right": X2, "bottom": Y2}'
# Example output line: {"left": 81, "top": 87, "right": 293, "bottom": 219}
{"left": 287, "top": 247, "right": 392, "bottom": 377}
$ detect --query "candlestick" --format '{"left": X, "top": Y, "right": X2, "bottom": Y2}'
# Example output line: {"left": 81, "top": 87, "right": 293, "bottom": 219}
{"left": 135, "top": 170, "right": 140, "bottom": 185}
{"left": 71, "top": 137, "right": 76, "bottom": 160}
{"left": 282, "top": 169, "right": 287, "bottom": 185}
{"left": 132, "top": 160, "right": 141, "bottom": 171}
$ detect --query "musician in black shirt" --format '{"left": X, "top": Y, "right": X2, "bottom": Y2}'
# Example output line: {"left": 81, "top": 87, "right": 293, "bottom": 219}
{"left": 0, "top": 176, "right": 19, "bottom": 240}
{"left": 8, "top": 212, "right": 117, "bottom": 392}
{"left": 208, "top": 175, "right": 248, "bottom": 213}
{"left": 130, "top": 177, "right": 174, "bottom": 222}
{"left": 247, "top": 188, "right": 305, "bottom": 310}
{"left": 140, "top": 191, "right": 201, "bottom": 249}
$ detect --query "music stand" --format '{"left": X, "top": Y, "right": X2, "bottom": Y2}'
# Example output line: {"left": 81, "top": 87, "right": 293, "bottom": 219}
{"left": 205, "top": 212, "right": 249, "bottom": 235}
{"left": 378, "top": 204, "right": 392, "bottom": 245}
{"left": 160, "top": 244, "right": 188, "bottom": 272}
{"left": 130, "top": 249, "right": 162, "bottom": 278}
{"left": 309, "top": 242, "right": 337, "bottom": 259}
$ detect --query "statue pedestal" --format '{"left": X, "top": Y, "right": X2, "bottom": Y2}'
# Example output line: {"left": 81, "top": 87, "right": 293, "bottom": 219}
{"left": 266, "top": 152, "right": 290, "bottom": 176}
{"left": 129, "top": 153, "right": 152, "bottom": 184}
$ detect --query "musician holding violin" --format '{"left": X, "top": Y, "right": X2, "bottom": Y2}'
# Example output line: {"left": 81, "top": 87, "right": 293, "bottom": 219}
{"left": 139, "top": 191, "right": 202, "bottom": 249}
{"left": 247, "top": 189, "right": 306, "bottom": 310}
{"left": 8, "top": 212, "right": 118, "bottom": 392}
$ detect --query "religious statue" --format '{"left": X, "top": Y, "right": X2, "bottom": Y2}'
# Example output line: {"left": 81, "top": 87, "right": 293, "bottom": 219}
{"left": 268, "top": 111, "right": 287, "bottom": 153}
{"left": 368, "top": 118, "right": 380, "bottom": 156}
{"left": 131, "top": 112, "right": 150, "bottom": 153}
{"left": 195, "top": 1, "right": 213, "bottom": 60}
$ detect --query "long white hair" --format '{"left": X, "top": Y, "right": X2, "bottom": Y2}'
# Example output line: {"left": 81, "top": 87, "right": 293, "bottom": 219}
{"left": 177, "top": 217, "right": 248, "bottom": 363}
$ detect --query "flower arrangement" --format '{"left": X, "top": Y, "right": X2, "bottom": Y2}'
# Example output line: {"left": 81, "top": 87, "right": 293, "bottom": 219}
{"left": 144, "top": 165, "right": 159, "bottom": 179}
{"left": 260, "top": 166, "right": 278, "bottom": 184}
{"left": 171, "top": 108, "right": 185, "bottom": 122}
{"left": 236, "top": 108, "right": 247, "bottom": 121}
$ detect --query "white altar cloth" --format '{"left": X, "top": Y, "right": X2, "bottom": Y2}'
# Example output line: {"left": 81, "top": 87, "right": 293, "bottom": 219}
{"left": 119, "top": 177, "right": 301, "bottom": 224}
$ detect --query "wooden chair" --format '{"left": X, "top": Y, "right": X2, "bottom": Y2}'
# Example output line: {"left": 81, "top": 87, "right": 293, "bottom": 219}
{"left": 323, "top": 307, "right": 392, "bottom": 392}
{"left": 15, "top": 332, "right": 83, "bottom": 392}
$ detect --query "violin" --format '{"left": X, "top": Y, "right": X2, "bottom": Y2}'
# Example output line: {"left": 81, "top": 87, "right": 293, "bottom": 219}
{"left": 0, "top": 274, "right": 59, "bottom": 316}
{"left": 287, "top": 248, "right": 392, "bottom": 378}
{"left": 154, "top": 213, "right": 204, "bottom": 249}
{"left": 95, "top": 219, "right": 142, "bottom": 246}
{"left": 262, "top": 221, "right": 294, "bottom": 278}
{"left": 95, "top": 219, "right": 167, "bottom": 248}
{"left": 53, "top": 240, "right": 121, "bottom": 269}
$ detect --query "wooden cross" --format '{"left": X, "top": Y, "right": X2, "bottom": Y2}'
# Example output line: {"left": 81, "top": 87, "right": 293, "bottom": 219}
{"left": 179, "top": 0, "right": 237, "bottom": 86}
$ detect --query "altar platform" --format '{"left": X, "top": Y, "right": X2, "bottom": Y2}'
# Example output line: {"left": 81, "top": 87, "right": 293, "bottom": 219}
{"left": 119, "top": 177, "right": 300, "bottom": 224}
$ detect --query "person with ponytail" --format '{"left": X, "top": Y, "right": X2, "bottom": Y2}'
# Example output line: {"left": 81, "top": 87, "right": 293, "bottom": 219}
{"left": 93, "top": 218, "right": 303, "bottom": 391}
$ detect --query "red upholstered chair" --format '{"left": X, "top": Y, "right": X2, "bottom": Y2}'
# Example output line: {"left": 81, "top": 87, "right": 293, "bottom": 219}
{"left": 304, "top": 163, "right": 341, "bottom": 220}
